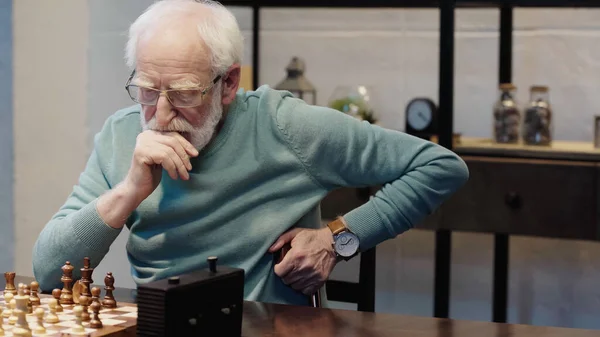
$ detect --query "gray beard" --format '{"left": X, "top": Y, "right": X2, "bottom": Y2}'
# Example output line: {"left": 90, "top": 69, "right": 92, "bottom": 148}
{"left": 140, "top": 89, "right": 223, "bottom": 151}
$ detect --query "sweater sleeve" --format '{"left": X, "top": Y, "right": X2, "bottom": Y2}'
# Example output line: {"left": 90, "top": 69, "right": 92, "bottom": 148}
{"left": 275, "top": 98, "right": 469, "bottom": 251}
{"left": 32, "top": 115, "right": 124, "bottom": 291}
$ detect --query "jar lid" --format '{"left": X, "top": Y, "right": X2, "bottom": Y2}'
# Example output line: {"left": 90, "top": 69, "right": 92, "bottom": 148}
{"left": 530, "top": 85, "right": 549, "bottom": 92}
{"left": 499, "top": 83, "right": 516, "bottom": 90}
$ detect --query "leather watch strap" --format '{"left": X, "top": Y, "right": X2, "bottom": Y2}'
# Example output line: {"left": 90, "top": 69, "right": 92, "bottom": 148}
{"left": 327, "top": 217, "right": 346, "bottom": 235}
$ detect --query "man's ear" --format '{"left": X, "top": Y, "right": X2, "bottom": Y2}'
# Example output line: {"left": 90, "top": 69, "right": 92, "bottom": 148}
{"left": 221, "top": 64, "right": 241, "bottom": 105}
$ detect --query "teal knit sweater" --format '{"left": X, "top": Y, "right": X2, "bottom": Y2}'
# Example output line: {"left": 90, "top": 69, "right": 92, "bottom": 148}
{"left": 32, "top": 85, "right": 469, "bottom": 306}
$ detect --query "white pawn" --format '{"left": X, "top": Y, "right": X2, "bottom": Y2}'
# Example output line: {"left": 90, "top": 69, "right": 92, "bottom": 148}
{"left": 13, "top": 286, "right": 30, "bottom": 334}
{"left": 33, "top": 307, "right": 45, "bottom": 335}
{"left": 8, "top": 298, "right": 17, "bottom": 325}
{"left": 13, "top": 327, "right": 32, "bottom": 337}
{"left": 72, "top": 305, "right": 85, "bottom": 333}
{"left": 45, "top": 299, "right": 59, "bottom": 324}
{"left": 11, "top": 327, "right": 31, "bottom": 337}
{"left": 2, "top": 292, "right": 12, "bottom": 318}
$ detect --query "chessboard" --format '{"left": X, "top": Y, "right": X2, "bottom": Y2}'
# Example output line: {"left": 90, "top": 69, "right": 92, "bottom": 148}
{"left": 0, "top": 293, "right": 138, "bottom": 337}
{"left": 2, "top": 257, "right": 138, "bottom": 337}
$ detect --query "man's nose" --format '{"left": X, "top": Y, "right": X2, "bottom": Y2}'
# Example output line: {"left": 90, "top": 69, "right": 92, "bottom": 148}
{"left": 155, "top": 93, "right": 176, "bottom": 127}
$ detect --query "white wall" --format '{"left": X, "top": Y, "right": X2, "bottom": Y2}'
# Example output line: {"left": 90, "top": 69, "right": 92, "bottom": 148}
{"left": 11, "top": 1, "right": 600, "bottom": 330}
{"left": 13, "top": 0, "right": 90, "bottom": 276}
{"left": 0, "top": 0, "right": 13, "bottom": 273}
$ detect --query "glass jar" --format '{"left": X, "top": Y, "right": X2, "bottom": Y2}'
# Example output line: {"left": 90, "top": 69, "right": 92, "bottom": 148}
{"left": 328, "top": 85, "right": 377, "bottom": 124}
{"left": 493, "top": 83, "right": 521, "bottom": 144}
{"left": 522, "top": 85, "right": 552, "bottom": 146}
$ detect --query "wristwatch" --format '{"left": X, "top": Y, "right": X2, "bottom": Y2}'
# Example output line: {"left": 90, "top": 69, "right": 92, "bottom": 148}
{"left": 327, "top": 217, "right": 360, "bottom": 261}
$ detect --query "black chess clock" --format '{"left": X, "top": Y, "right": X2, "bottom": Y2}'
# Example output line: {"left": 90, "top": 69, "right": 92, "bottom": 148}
{"left": 405, "top": 98, "right": 438, "bottom": 140}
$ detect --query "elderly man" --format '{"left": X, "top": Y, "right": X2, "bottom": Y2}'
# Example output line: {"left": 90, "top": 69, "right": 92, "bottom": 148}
{"left": 32, "top": 0, "right": 469, "bottom": 306}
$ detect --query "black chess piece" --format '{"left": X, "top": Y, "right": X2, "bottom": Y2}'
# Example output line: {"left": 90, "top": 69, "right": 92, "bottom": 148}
{"left": 29, "top": 281, "right": 41, "bottom": 307}
{"left": 79, "top": 295, "right": 91, "bottom": 322}
{"left": 80, "top": 257, "right": 93, "bottom": 299}
{"left": 60, "top": 261, "right": 74, "bottom": 304}
{"left": 52, "top": 289, "right": 63, "bottom": 312}
{"left": 102, "top": 272, "right": 117, "bottom": 308}
{"left": 4, "top": 272, "right": 17, "bottom": 295}
{"left": 89, "top": 289, "right": 103, "bottom": 329}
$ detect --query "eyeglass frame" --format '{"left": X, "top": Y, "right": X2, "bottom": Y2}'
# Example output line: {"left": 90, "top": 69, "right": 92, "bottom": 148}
{"left": 124, "top": 69, "right": 222, "bottom": 108}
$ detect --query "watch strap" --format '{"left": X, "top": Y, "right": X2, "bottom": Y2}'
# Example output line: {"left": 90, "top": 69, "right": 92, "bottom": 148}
{"left": 327, "top": 217, "right": 346, "bottom": 235}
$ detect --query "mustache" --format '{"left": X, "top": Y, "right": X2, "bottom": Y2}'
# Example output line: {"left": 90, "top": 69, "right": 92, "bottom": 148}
{"left": 143, "top": 116, "right": 197, "bottom": 133}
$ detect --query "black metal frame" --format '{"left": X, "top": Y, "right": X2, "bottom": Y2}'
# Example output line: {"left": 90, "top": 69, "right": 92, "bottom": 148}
{"left": 219, "top": 0, "right": 600, "bottom": 322}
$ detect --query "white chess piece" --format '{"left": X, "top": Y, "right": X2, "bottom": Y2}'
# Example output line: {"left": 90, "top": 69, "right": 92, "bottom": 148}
{"left": 8, "top": 297, "right": 17, "bottom": 325}
{"left": 45, "top": 299, "right": 59, "bottom": 324}
{"left": 72, "top": 305, "right": 85, "bottom": 333}
{"left": 33, "top": 307, "right": 46, "bottom": 335}
{"left": 14, "top": 285, "right": 31, "bottom": 335}
{"left": 2, "top": 292, "right": 11, "bottom": 318}
{"left": 11, "top": 326, "right": 31, "bottom": 337}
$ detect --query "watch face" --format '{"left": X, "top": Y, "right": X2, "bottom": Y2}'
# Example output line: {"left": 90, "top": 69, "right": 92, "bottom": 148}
{"left": 334, "top": 232, "right": 360, "bottom": 257}
{"left": 407, "top": 100, "right": 433, "bottom": 131}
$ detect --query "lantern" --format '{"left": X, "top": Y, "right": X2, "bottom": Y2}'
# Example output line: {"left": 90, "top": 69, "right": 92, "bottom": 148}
{"left": 274, "top": 57, "right": 317, "bottom": 105}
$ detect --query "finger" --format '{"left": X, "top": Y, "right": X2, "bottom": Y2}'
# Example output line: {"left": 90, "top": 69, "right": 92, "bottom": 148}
{"left": 275, "top": 243, "right": 291, "bottom": 264}
{"left": 289, "top": 277, "right": 316, "bottom": 294}
{"left": 273, "top": 249, "right": 296, "bottom": 279}
{"left": 281, "top": 271, "right": 304, "bottom": 286}
{"left": 269, "top": 228, "right": 305, "bottom": 253}
{"left": 302, "top": 284, "right": 322, "bottom": 296}
{"left": 156, "top": 133, "right": 194, "bottom": 171}
{"left": 171, "top": 132, "right": 199, "bottom": 157}
{"left": 152, "top": 148, "right": 179, "bottom": 180}
{"left": 165, "top": 147, "right": 190, "bottom": 180}
{"left": 156, "top": 131, "right": 198, "bottom": 158}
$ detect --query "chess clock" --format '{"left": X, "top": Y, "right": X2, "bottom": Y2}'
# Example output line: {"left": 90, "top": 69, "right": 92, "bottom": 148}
{"left": 405, "top": 98, "right": 438, "bottom": 140}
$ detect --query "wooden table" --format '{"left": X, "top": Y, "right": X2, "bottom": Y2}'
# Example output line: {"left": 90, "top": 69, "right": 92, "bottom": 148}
{"left": 15, "top": 276, "right": 600, "bottom": 336}
{"left": 242, "top": 301, "right": 600, "bottom": 337}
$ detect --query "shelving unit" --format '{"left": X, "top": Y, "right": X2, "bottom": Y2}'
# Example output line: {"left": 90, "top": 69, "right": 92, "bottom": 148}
{"left": 219, "top": 0, "right": 600, "bottom": 324}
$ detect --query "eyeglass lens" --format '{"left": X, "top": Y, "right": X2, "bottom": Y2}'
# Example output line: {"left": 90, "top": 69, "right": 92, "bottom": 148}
{"left": 127, "top": 85, "right": 203, "bottom": 107}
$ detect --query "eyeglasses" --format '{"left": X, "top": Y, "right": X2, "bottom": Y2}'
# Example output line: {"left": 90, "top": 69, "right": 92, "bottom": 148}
{"left": 124, "top": 69, "right": 221, "bottom": 108}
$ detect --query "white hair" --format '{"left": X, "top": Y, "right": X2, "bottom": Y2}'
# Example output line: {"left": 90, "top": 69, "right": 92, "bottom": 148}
{"left": 125, "top": 0, "right": 244, "bottom": 76}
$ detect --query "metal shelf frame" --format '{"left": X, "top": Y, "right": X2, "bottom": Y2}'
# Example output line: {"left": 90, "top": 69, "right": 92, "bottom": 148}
{"left": 219, "top": 0, "right": 600, "bottom": 323}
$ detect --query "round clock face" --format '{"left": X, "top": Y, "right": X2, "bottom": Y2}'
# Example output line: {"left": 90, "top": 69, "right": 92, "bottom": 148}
{"left": 334, "top": 232, "right": 360, "bottom": 257}
{"left": 407, "top": 100, "right": 433, "bottom": 131}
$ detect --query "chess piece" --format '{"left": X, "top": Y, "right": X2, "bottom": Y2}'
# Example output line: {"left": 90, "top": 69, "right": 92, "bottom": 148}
{"left": 102, "top": 272, "right": 117, "bottom": 308}
{"left": 80, "top": 257, "right": 94, "bottom": 299}
{"left": 3, "top": 292, "right": 13, "bottom": 318}
{"left": 22, "top": 284, "right": 32, "bottom": 314}
{"left": 14, "top": 284, "right": 31, "bottom": 334}
{"left": 91, "top": 286, "right": 101, "bottom": 305}
{"left": 60, "top": 261, "right": 74, "bottom": 304}
{"left": 8, "top": 297, "right": 17, "bottom": 325}
{"left": 33, "top": 307, "right": 46, "bottom": 335}
{"left": 45, "top": 299, "right": 59, "bottom": 324}
{"left": 79, "top": 295, "right": 90, "bottom": 322}
{"left": 11, "top": 328, "right": 31, "bottom": 337}
{"left": 52, "top": 288, "right": 63, "bottom": 312}
{"left": 29, "top": 281, "right": 40, "bottom": 308}
{"left": 89, "top": 299, "right": 102, "bottom": 328}
{"left": 72, "top": 305, "right": 85, "bottom": 333}
{"left": 3, "top": 272, "right": 16, "bottom": 295}
{"left": 72, "top": 279, "right": 82, "bottom": 304}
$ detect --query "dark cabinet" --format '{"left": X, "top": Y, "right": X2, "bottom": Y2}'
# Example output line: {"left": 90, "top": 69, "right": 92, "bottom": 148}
{"left": 424, "top": 156, "right": 600, "bottom": 241}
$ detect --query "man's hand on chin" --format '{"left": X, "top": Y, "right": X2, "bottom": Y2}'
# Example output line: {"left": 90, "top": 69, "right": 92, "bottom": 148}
{"left": 268, "top": 227, "right": 338, "bottom": 296}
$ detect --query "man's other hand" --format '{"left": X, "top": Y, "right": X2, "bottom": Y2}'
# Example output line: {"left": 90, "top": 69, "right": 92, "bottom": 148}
{"left": 269, "top": 227, "right": 338, "bottom": 296}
